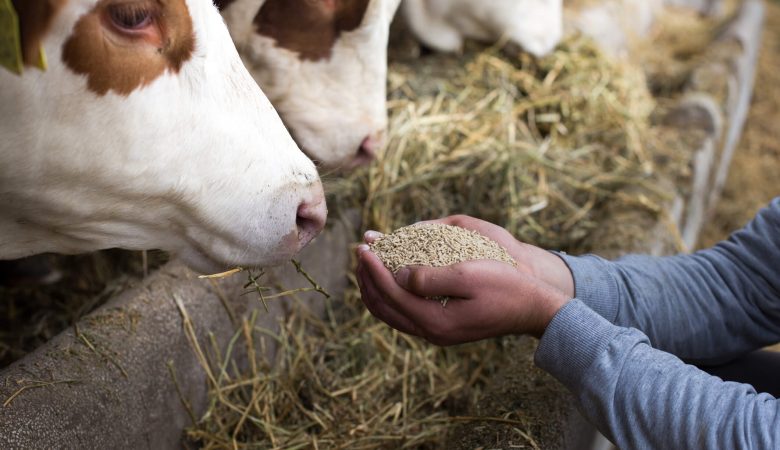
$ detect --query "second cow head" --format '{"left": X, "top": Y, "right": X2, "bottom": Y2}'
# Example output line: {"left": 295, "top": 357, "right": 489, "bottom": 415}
{"left": 217, "top": 0, "right": 402, "bottom": 170}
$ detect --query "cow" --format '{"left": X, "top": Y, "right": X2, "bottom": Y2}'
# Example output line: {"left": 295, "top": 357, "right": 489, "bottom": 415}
{"left": 0, "top": 0, "right": 327, "bottom": 274}
{"left": 400, "top": 0, "right": 563, "bottom": 58}
{"left": 215, "top": 0, "right": 403, "bottom": 170}
{"left": 565, "top": 0, "right": 665, "bottom": 58}
{"left": 400, "top": 0, "right": 713, "bottom": 60}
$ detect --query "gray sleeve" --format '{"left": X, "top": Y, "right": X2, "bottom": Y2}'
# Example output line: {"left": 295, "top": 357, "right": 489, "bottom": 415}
{"left": 557, "top": 197, "right": 780, "bottom": 364}
{"left": 535, "top": 300, "right": 780, "bottom": 450}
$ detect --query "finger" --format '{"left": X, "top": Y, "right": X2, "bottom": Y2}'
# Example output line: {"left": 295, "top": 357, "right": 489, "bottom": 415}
{"left": 417, "top": 215, "right": 482, "bottom": 229}
{"left": 356, "top": 244, "right": 425, "bottom": 332}
{"left": 414, "top": 216, "right": 466, "bottom": 227}
{"left": 363, "top": 230, "right": 384, "bottom": 244}
{"left": 357, "top": 248, "right": 446, "bottom": 323}
{"left": 394, "top": 261, "right": 483, "bottom": 298}
{"left": 417, "top": 216, "right": 520, "bottom": 254}
{"left": 356, "top": 262, "right": 422, "bottom": 336}
{"left": 399, "top": 259, "right": 521, "bottom": 298}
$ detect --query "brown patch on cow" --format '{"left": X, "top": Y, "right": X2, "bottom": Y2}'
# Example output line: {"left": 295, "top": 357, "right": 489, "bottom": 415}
{"left": 254, "top": 0, "right": 370, "bottom": 61}
{"left": 61, "top": 0, "right": 195, "bottom": 96}
{"left": 12, "top": 0, "right": 68, "bottom": 67}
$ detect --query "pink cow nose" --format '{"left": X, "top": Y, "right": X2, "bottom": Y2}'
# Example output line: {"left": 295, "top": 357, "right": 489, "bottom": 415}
{"left": 350, "top": 133, "right": 384, "bottom": 168}
{"left": 295, "top": 189, "right": 327, "bottom": 250}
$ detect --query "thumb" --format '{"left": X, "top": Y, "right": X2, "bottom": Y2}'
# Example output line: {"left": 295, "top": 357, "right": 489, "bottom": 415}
{"left": 394, "top": 263, "right": 478, "bottom": 298}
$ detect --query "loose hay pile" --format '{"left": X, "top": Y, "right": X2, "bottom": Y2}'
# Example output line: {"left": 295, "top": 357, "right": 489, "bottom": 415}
{"left": 328, "top": 35, "right": 691, "bottom": 252}
{"left": 636, "top": 1, "right": 742, "bottom": 99}
{"left": 370, "top": 224, "right": 516, "bottom": 273}
{"left": 187, "top": 24, "right": 722, "bottom": 448}
{"left": 182, "top": 274, "right": 516, "bottom": 449}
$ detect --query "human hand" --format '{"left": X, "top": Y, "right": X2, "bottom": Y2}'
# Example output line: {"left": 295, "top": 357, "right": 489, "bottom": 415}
{"left": 413, "top": 215, "right": 574, "bottom": 297}
{"left": 355, "top": 224, "right": 572, "bottom": 344}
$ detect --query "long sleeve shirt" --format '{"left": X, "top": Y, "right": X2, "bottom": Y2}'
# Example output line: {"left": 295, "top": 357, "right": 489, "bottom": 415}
{"left": 534, "top": 197, "right": 780, "bottom": 449}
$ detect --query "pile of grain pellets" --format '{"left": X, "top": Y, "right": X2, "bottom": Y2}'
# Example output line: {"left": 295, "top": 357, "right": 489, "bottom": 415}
{"left": 370, "top": 223, "right": 516, "bottom": 273}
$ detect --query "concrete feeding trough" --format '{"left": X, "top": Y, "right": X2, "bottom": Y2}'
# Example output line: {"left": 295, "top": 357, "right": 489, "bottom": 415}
{"left": 0, "top": 0, "right": 764, "bottom": 448}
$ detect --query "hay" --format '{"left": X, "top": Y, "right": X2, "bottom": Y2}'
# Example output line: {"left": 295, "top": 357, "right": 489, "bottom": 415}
{"left": 181, "top": 268, "right": 516, "bottom": 450}
{"left": 636, "top": 3, "right": 740, "bottom": 98}
{"left": 188, "top": 19, "right": 727, "bottom": 448}
{"left": 370, "top": 224, "right": 516, "bottom": 273}
{"left": 328, "top": 35, "right": 688, "bottom": 252}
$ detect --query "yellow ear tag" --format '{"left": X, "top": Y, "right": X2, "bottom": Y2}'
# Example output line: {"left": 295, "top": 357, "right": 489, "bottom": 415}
{"left": 35, "top": 43, "right": 47, "bottom": 71}
{"left": 0, "top": 0, "right": 24, "bottom": 75}
{"left": 0, "top": 0, "right": 46, "bottom": 74}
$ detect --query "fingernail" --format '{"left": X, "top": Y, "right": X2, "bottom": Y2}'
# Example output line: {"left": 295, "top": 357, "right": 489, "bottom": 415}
{"left": 356, "top": 244, "right": 370, "bottom": 255}
{"left": 395, "top": 267, "right": 410, "bottom": 287}
{"left": 364, "top": 230, "right": 383, "bottom": 241}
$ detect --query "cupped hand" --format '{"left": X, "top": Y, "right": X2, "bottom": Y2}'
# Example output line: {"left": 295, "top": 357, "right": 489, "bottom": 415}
{"left": 367, "top": 215, "right": 575, "bottom": 298}
{"left": 355, "top": 240, "right": 571, "bottom": 345}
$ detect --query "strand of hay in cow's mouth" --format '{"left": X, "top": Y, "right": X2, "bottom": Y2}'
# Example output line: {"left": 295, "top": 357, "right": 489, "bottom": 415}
{"left": 327, "top": 35, "right": 691, "bottom": 253}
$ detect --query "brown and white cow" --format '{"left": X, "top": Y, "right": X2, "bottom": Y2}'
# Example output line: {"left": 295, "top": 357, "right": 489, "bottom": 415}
{"left": 0, "top": 0, "right": 326, "bottom": 274}
{"left": 215, "top": 0, "right": 402, "bottom": 170}
{"left": 401, "top": 0, "right": 563, "bottom": 57}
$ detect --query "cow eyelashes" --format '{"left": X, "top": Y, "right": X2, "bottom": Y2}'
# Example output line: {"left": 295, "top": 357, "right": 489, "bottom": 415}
{"left": 106, "top": 2, "right": 155, "bottom": 32}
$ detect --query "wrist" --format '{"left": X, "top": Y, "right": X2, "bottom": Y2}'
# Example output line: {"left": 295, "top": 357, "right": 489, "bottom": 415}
{"left": 520, "top": 244, "right": 575, "bottom": 298}
{"left": 517, "top": 281, "right": 571, "bottom": 339}
{"left": 535, "top": 289, "right": 570, "bottom": 338}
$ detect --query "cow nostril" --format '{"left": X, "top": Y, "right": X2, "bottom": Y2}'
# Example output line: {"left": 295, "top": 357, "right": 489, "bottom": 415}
{"left": 359, "top": 137, "right": 377, "bottom": 159}
{"left": 350, "top": 135, "right": 381, "bottom": 168}
{"left": 296, "top": 199, "right": 327, "bottom": 249}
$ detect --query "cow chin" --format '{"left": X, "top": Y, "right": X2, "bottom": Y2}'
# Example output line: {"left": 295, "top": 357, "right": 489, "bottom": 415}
{"left": 289, "top": 120, "right": 383, "bottom": 171}
{"left": 176, "top": 229, "right": 299, "bottom": 275}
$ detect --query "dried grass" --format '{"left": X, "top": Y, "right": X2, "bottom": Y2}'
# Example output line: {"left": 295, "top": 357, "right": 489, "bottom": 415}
{"left": 328, "top": 35, "right": 688, "bottom": 252}
{"left": 181, "top": 269, "right": 514, "bottom": 450}
{"left": 636, "top": 3, "right": 740, "bottom": 98}
{"left": 185, "top": 27, "right": 720, "bottom": 448}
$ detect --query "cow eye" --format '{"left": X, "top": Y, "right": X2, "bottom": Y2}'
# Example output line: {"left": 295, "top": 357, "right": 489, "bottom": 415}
{"left": 107, "top": 2, "right": 154, "bottom": 31}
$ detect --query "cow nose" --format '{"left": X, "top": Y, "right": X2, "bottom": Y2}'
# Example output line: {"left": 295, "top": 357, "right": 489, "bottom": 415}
{"left": 350, "top": 133, "right": 384, "bottom": 168}
{"left": 296, "top": 191, "right": 327, "bottom": 250}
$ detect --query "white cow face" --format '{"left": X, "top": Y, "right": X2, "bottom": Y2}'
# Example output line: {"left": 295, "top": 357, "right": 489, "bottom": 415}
{"left": 220, "top": 0, "right": 403, "bottom": 171}
{"left": 0, "top": 0, "right": 326, "bottom": 274}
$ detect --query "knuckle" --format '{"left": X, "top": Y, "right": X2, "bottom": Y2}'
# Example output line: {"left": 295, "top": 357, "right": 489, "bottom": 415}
{"left": 407, "top": 269, "right": 428, "bottom": 293}
{"left": 450, "top": 214, "right": 470, "bottom": 225}
{"left": 454, "top": 261, "right": 480, "bottom": 281}
{"left": 425, "top": 321, "right": 451, "bottom": 344}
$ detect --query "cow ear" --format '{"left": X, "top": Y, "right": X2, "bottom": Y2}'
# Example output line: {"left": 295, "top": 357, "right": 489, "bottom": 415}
{"left": 9, "top": 0, "right": 63, "bottom": 70}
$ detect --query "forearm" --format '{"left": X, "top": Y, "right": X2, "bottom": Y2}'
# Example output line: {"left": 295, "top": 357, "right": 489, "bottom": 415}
{"left": 555, "top": 198, "right": 780, "bottom": 362}
{"left": 536, "top": 300, "right": 780, "bottom": 449}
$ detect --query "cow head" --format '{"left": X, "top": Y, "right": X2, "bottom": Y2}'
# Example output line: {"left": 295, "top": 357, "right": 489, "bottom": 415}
{"left": 0, "top": 0, "right": 326, "bottom": 274}
{"left": 218, "top": 0, "right": 402, "bottom": 170}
